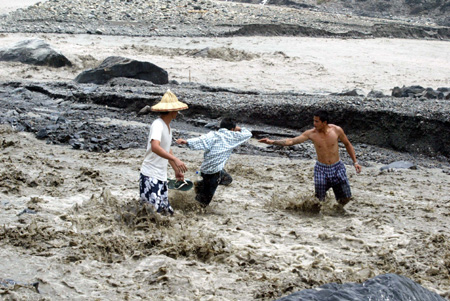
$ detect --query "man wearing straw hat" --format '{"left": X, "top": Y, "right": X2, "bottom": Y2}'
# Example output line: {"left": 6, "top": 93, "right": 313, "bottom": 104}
{"left": 139, "top": 90, "right": 188, "bottom": 215}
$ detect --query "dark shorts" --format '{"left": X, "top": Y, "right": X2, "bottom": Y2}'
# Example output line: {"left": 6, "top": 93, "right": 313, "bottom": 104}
{"left": 195, "top": 170, "right": 232, "bottom": 206}
{"left": 219, "top": 169, "right": 232, "bottom": 186}
{"left": 314, "top": 161, "right": 351, "bottom": 201}
{"left": 139, "top": 173, "right": 173, "bottom": 215}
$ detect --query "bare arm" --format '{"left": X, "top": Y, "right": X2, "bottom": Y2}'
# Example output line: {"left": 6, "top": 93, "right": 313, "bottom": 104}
{"left": 176, "top": 138, "right": 187, "bottom": 145}
{"left": 337, "top": 128, "right": 361, "bottom": 173}
{"left": 169, "top": 149, "right": 185, "bottom": 180}
{"left": 151, "top": 140, "right": 187, "bottom": 173}
{"left": 258, "top": 131, "right": 310, "bottom": 146}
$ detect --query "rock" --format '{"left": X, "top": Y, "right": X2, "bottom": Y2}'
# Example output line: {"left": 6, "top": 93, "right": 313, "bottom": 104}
{"left": 0, "top": 39, "right": 72, "bottom": 68}
{"left": 333, "top": 89, "right": 365, "bottom": 97}
{"left": 392, "top": 86, "right": 403, "bottom": 97}
{"left": 367, "top": 90, "right": 386, "bottom": 98}
{"left": 119, "top": 142, "right": 140, "bottom": 149}
{"left": 380, "top": 160, "right": 416, "bottom": 171}
{"left": 193, "top": 47, "right": 210, "bottom": 58}
{"left": 36, "top": 128, "right": 50, "bottom": 139}
{"left": 205, "top": 121, "right": 219, "bottom": 129}
{"left": 0, "top": 278, "right": 40, "bottom": 294}
{"left": 74, "top": 56, "right": 169, "bottom": 85}
{"left": 137, "top": 105, "right": 152, "bottom": 116}
{"left": 69, "top": 139, "right": 82, "bottom": 149}
{"left": 391, "top": 85, "right": 448, "bottom": 99}
{"left": 277, "top": 273, "right": 446, "bottom": 301}
{"left": 424, "top": 88, "right": 440, "bottom": 99}
{"left": 403, "top": 85, "right": 425, "bottom": 96}
{"left": 17, "top": 208, "right": 37, "bottom": 216}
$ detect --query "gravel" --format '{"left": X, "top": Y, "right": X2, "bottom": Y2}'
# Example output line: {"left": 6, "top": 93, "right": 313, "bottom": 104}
{"left": 1, "top": 0, "right": 449, "bottom": 39}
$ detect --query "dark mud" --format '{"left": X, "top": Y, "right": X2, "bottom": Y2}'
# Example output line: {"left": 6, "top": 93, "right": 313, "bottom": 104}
{"left": 1, "top": 79, "right": 449, "bottom": 170}
{"left": 226, "top": 23, "right": 450, "bottom": 40}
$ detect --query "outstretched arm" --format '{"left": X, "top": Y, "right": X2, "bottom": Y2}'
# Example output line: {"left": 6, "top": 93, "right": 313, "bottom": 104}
{"left": 258, "top": 131, "right": 310, "bottom": 146}
{"left": 338, "top": 128, "right": 361, "bottom": 173}
{"left": 176, "top": 138, "right": 187, "bottom": 145}
{"left": 179, "top": 132, "right": 214, "bottom": 151}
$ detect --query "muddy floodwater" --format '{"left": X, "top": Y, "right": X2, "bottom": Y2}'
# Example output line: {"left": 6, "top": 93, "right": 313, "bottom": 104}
{"left": 1, "top": 124, "right": 449, "bottom": 300}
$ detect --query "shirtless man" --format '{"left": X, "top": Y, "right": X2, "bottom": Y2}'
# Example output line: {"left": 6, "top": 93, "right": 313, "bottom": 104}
{"left": 258, "top": 110, "right": 362, "bottom": 206}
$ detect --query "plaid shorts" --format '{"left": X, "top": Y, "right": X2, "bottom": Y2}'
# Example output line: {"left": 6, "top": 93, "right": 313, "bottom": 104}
{"left": 314, "top": 161, "right": 351, "bottom": 201}
{"left": 139, "top": 173, "right": 173, "bottom": 215}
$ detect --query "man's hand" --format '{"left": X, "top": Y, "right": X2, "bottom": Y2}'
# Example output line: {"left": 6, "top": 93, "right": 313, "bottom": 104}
{"left": 173, "top": 158, "right": 188, "bottom": 173}
{"left": 176, "top": 138, "right": 187, "bottom": 145}
{"left": 175, "top": 171, "right": 184, "bottom": 181}
{"left": 354, "top": 163, "right": 362, "bottom": 174}
{"left": 258, "top": 138, "right": 273, "bottom": 145}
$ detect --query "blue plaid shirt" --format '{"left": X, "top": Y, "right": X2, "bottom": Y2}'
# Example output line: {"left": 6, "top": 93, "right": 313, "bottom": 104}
{"left": 187, "top": 128, "right": 252, "bottom": 174}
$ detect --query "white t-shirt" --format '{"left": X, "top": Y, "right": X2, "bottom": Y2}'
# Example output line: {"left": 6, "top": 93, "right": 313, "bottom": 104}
{"left": 140, "top": 118, "right": 172, "bottom": 181}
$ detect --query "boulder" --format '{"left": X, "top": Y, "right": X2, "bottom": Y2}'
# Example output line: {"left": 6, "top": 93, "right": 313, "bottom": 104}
{"left": 424, "top": 88, "right": 440, "bottom": 99}
{"left": 404, "top": 85, "right": 425, "bottom": 97}
{"left": 277, "top": 273, "right": 445, "bottom": 301}
{"left": 391, "top": 85, "right": 450, "bottom": 99}
{"left": 137, "top": 105, "right": 152, "bottom": 116}
{"left": 333, "top": 89, "right": 365, "bottom": 97}
{"left": 74, "top": 56, "right": 169, "bottom": 85}
{"left": 0, "top": 39, "right": 72, "bottom": 68}
{"left": 367, "top": 90, "right": 386, "bottom": 98}
{"left": 391, "top": 86, "right": 403, "bottom": 97}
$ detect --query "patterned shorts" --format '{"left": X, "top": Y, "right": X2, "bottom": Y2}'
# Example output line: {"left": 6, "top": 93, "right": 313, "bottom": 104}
{"left": 314, "top": 161, "right": 352, "bottom": 201}
{"left": 139, "top": 173, "right": 173, "bottom": 215}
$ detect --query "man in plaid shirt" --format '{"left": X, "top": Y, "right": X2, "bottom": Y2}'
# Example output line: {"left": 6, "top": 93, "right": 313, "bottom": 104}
{"left": 176, "top": 117, "right": 252, "bottom": 207}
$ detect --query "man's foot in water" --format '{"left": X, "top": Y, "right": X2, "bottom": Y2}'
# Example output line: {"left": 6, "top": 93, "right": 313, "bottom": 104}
{"left": 195, "top": 195, "right": 209, "bottom": 208}
{"left": 337, "top": 197, "right": 352, "bottom": 207}
{"left": 320, "top": 200, "right": 347, "bottom": 216}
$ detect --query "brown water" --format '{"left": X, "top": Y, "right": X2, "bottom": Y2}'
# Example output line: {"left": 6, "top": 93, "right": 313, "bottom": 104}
{"left": 1, "top": 125, "right": 449, "bottom": 299}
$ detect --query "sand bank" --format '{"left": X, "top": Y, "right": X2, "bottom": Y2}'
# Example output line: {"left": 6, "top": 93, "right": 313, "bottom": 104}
{"left": 0, "top": 33, "right": 449, "bottom": 95}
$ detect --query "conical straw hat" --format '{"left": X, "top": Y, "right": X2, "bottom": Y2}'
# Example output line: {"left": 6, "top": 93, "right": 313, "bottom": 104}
{"left": 151, "top": 90, "right": 188, "bottom": 112}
